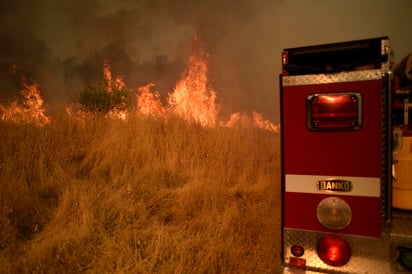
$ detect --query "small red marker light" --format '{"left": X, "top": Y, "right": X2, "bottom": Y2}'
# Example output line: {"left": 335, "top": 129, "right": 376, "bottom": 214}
{"left": 291, "top": 245, "right": 304, "bottom": 257}
{"left": 289, "top": 257, "right": 306, "bottom": 268}
{"left": 316, "top": 234, "right": 351, "bottom": 267}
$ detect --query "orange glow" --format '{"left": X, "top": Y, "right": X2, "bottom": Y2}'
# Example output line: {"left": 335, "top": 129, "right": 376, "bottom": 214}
{"left": 136, "top": 83, "right": 165, "bottom": 117}
{"left": 0, "top": 74, "right": 51, "bottom": 127}
{"left": 222, "top": 111, "right": 279, "bottom": 132}
{"left": 107, "top": 109, "right": 128, "bottom": 120}
{"left": 65, "top": 63, "right": 128, "bottom": 121}
{"left": 252, "top": 112, "right": 279, "bottom": 132}
{"left": 135, "top": 34, "right": 278, "bottom": 132}
{"left": 4, "top": 36, "right": 279, "bottom": 132}
{"left": 135, "top": 34, "right": 219, "bottom": 126}
{"left": 167, "top": 34, "right": 219, "bottom": 127}
{"left": 103, "top": 61, "right": 125, "bottom": 94}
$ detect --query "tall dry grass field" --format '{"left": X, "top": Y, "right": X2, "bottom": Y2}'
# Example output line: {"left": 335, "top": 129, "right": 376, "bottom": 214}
{"left": 0, "top": 114, "right": 281, "bottom": 273}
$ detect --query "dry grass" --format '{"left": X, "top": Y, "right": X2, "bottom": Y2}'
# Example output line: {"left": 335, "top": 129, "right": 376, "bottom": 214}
{"left": 0, "top": 114, "right": 281, "bottom": 273}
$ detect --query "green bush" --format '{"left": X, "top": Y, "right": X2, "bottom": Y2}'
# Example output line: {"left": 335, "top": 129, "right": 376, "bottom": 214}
{"left": 78, "top": 80, "right": 129, "bottom": 114}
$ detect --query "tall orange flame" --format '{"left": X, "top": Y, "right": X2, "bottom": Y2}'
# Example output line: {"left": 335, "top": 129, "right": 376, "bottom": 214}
{"left": 167, "top": 34, "right": 219, "bottom": 127}
{"left": 104, "top": 62, "right": 128, "bottom": 120}
{"left": 135, "top": 34, "right": 278, "bottom": 132}
{"left": 0, "top": 74, "right": 50, "bottom": 127}
{"left": 5, "top": 35, "right": 278, "bottom": 132}
{"left": 103, "top": 61, "right": 125, "bottom": 93}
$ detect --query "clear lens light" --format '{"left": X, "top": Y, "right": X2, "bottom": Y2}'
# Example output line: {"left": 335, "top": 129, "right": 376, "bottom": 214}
{"left": 317, "top": 197, "right": 352, "bottom": 230}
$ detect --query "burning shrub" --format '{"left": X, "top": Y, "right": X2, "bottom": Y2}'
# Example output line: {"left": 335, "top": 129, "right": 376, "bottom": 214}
{"left": 78, "top": 62, "right": 129, "bottom": 115}
{"left": 78, "top": 81, "right": 129, "bottom": 114}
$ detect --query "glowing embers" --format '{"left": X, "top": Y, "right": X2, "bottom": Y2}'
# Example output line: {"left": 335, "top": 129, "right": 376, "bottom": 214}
{"left": 316, "top": 234, "right": 351, "bottom": 267}
{"left": 317, "top": 196, "right": 352, "bottom": 230}
{"left": 307, "top": 92, "right": 362, "bottom": 131}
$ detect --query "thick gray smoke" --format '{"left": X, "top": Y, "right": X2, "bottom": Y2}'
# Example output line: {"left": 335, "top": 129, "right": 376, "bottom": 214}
{"left": 0, "top": 0, "right": 198, "bottom": 110}
{"left": 1, "top": 0, "right": 412, "bottom": 121}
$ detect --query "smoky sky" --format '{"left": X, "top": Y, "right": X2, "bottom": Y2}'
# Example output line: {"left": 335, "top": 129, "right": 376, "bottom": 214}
{"left": 1, "top": 0, "right": 412, "bottom": 121}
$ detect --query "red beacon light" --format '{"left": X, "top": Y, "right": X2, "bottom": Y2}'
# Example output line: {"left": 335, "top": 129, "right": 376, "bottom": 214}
{"left": 316, "top": 234, "right": 351, "bottom": 267}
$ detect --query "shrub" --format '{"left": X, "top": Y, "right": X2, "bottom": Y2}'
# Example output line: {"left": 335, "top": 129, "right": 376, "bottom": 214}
{"left": 78, "top": 80, "right": 129, "bottom": 114}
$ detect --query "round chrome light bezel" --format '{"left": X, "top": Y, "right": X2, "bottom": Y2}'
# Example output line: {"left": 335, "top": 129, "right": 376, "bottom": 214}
{"left": 317, "top": 196, "right": 352, "bottom": 230}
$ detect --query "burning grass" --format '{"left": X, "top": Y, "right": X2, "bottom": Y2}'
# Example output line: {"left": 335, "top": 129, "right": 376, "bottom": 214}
{"left": 0, "top": 114, "right": 281, "bottom": 273}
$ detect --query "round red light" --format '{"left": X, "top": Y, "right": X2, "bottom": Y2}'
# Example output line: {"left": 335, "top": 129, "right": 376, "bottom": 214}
{"left": 316, "top": 235, "right": 351, "bottom": 267}
{"left": 291, "top": 245, "right": 304, "bottom": 257}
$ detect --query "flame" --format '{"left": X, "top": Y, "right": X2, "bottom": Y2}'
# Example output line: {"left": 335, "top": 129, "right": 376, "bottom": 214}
{"left": 103, "top": 62, "right": 113, "bottom": 92}
{"left": 104, "top": 62, "right": 127, "bottom": 120}
{"left": 167, "top": 35, "right": 219, "bottom": 127}
{"left": 135, "top": 35, "right": 220, "bottom": 127}
{"left": 107, "top": 109, "right": 128, "bottom": 120}
{"left": 135, "top": 34, "right": 278, "bottom": 132}
{"left": 0, "top": 74, "right": 50, "bottom": 127}
{"left": 251, "top": 112, "right": 279, "bottom": 132}
{"left": 222, "top": 112, "right": 278, "bottom": 132}
{"left": 4, "top": 35, "right": 279, "bottom": 132}
{"left": 103, "top": 61, "right": 125, "bottom": 93}
{"left": 66, "top": 62, "right": 128, "bottom": 121}
{"left": 136, "top": 83, "right": 165, "bottom": 117}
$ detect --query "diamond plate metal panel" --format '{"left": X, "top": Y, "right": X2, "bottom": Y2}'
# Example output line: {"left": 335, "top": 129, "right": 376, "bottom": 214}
{"left": 282, "top": 69, "right": 385, "bottom": 86}
{"left": 390, "top": 214, "right": 412, "bottom": 273}
{"left": 283, "top": 228, "right": 391, "bottom": 273}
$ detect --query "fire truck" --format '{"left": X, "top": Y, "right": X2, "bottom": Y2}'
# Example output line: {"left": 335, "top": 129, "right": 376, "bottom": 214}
{"left": 280, "top": 37, "right": 412, "bottom": 273}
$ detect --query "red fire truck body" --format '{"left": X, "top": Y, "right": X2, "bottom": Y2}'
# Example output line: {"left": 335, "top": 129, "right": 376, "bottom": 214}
{"left": 280, "top": 37, "right": 412, "bottom": 273}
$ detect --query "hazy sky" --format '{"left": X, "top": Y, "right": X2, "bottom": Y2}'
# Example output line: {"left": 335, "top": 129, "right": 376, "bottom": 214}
{"left": 1, "top": 0, "right": 411, "bottom": 122}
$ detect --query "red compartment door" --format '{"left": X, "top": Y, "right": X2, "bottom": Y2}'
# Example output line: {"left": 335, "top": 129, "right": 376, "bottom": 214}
{"left": 282, "top": 79, "right": 383, "bottom": 237}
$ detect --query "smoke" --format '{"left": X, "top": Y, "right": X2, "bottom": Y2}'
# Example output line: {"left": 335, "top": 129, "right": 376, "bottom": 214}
{"left": 0, "top": 0, "right": 193, "bottom": 106}
{"left": 1, "top": 0, "right": 412, "bottom": 121}
{"left": 0, "top": 0, "right": 278, "bottom": 118}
